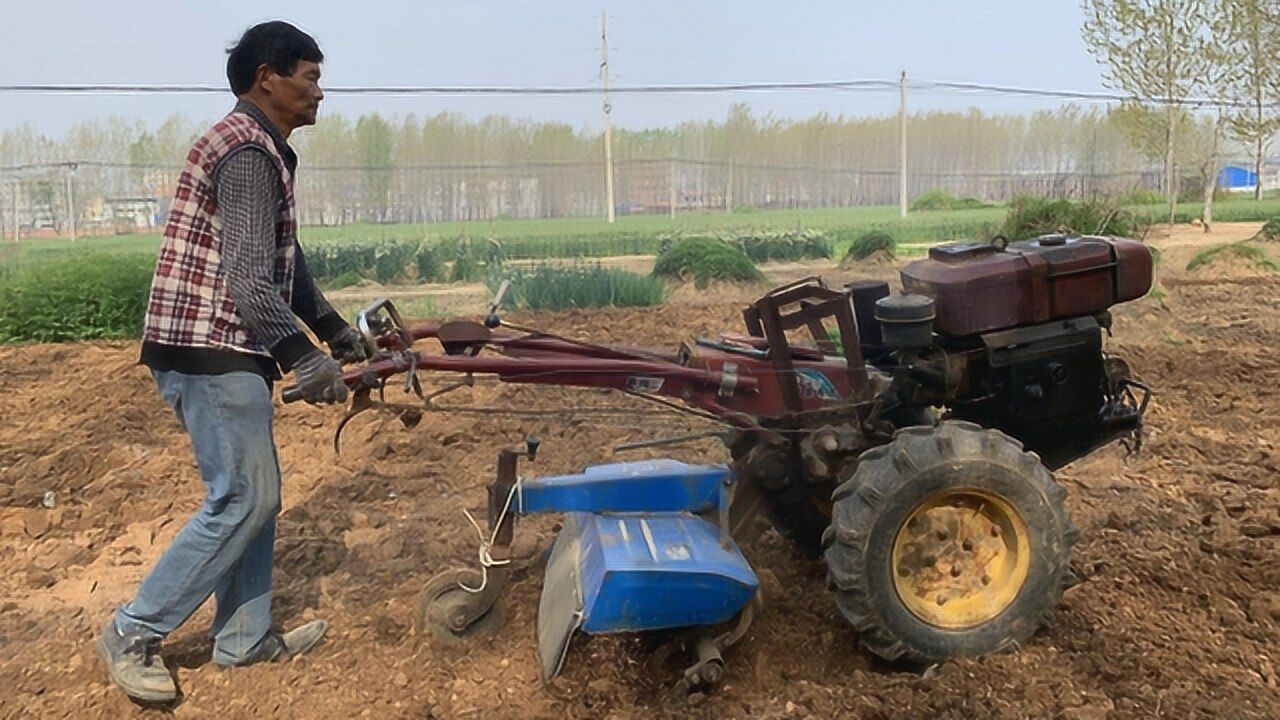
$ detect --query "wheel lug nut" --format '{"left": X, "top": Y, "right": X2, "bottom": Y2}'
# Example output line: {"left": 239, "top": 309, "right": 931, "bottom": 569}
{"left": 950, "top": 566, "right": 962, "bottom": 577}
{"left": 981, "top": 575, "right": 991, "bottom": 585}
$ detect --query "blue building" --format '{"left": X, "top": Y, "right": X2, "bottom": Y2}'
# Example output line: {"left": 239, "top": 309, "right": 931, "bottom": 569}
{"left": 1218, "top": 165, "right": 1258, "bottom": 190}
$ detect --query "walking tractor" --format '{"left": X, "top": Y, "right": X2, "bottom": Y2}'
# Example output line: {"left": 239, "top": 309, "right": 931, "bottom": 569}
{"left": 284, "top": 233, "right": 1154, "bottom": 689}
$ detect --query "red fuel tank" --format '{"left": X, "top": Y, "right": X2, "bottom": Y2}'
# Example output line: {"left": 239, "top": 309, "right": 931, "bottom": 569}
{"left": 899, "top": 235, "right": 1153, "bottom": 337}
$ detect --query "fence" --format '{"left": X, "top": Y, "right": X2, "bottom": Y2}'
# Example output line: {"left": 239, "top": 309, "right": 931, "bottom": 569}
{"left": 0, "top": 157, "right": 1183, "bottom": 239}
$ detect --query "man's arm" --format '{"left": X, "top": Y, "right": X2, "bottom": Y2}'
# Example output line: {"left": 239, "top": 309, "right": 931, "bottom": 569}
{"left": 217, "top": 147, "right": 319, "bottom": 371}
{"left": 291, "top": 244, "right": 346, "bottom": 341}
{"left": 292, "top": 244, "right": 367, "bottom": 364}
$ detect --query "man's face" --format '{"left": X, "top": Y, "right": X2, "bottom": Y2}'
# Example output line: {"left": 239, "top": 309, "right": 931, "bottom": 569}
{"left": 262, "top": 59, "right": 324, "bottom": 129}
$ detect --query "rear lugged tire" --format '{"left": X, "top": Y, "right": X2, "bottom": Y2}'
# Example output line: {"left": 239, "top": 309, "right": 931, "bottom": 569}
{"left": 822, "top": 421, "right": 1078, "bottom": 666}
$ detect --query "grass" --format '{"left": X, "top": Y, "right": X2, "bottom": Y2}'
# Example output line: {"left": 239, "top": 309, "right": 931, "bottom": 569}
{"left": 329, "top": 293, "right": 439, "bottom": 323}
{"left": 11, "top": 199, "right": 1280, "bottom": 270}
{"left": 1002, "top": 196, "right": 1134, "bottom": 240}
{"left": 895, "top": 244, "right": 932, "bottom": 258}
{"left": 488, "top": 264, "right": 665, "bottom": 310}
{"left": 325, "top": 270, "right": 364, "bottom": 290}
{"left": 1, "top": 204, "right": 1005, "bottom": 267}
{"left": 909, "top": 189, "right": 989, "bottom": 212}
{"left": 651, "top": 237, "right": 764, "bottom": 288}
{"left": 4, "top": 198, "right": 1277, "bottom": 344}
{"left": 844, "top": 231, "right": 897, "bottom": 261}
{"left": 449, "top": 254, "right": 481, "bottom": 283}
{"left": 1255, "top": 218, "right": 1280, "bottom": 242}
{"left": 1129, "top": 198, "right": 1280, "bottom": 225}
{"left": 0, "top": 253, "right": 154, "bottom": 343}
{"left": 1186, "top": 242, "right": 1279, "bottom": 272}
{"left": 722, "top": 230, "right": 832, "bottom": 262}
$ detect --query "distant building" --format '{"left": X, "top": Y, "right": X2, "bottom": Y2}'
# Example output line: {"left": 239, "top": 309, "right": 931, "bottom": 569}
{"left": 103, "top": 197, "right": 160, "bottom": 232}
{"left": 1217, "top": 165, "right": 1258, "bottom": 192}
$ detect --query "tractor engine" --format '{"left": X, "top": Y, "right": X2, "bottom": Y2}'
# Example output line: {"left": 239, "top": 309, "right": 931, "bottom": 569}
{"left": 862, "top": 233, "right": 1153, "bottom": 469}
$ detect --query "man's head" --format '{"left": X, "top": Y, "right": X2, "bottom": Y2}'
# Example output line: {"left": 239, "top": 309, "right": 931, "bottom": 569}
{"left": 226, "top": 21, "right": 324, "bottom": 133}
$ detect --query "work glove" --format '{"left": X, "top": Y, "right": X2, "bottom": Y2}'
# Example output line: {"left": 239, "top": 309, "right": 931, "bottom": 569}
{"left": 292, "top": 350, "right": 349, "bottom": 404}
{"left": 327, "top": 325, "right": 369, "bottom": 364}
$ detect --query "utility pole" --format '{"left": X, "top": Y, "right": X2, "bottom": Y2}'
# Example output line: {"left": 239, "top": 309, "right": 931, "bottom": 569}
{"left": 668, "top": 156, "right": 677, "bottom": 219}
{"left": 10, "top": 175, "right": 18, "bottom": 242}
{"left": 725, "top": 159, "right": 734, "bottom": 213}
{"left": 66, "top": 162, "right": 78, "bottom": 242}
{"left": 898, "top": 71, "right": 908, "bottom": 219}
{"left": 600, "top": 11, "right": 616, "bottom": 224}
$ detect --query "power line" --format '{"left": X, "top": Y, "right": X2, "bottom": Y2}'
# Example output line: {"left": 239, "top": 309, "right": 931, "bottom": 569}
{"left": 920, "top": 81, "right": 1235, "bottom": 107}
{"left": 0, "top": 80, "right": 895, "bottom": 95}
{"left": 2, "top": 158, "right": 1185, "bottom": 177}
{"left": 0, "top": 78, "right": 1269, "bottom": 108}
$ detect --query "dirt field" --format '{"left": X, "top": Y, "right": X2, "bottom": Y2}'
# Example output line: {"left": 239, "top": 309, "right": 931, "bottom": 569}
{"left": 1, "top": 224, "right": 1277, "bottom": 719}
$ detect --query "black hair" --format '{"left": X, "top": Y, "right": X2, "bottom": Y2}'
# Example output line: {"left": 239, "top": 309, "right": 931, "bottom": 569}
{"left": 225, "top": 21, "right": 323, "bottom": 95}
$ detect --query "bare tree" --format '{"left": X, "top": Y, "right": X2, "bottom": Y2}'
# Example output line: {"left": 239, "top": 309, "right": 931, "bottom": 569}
{"left": 1213, "top": 0, "right": 1280, "bottom": 200}
{"left": 1082, "top": 0, "right": 1213, "bottom": 226}
{"left": 1186, "top": 110, "right": 1227, "bottom": 231}
{"left": 355, "top": 114, "right": 394, "bottom": 223}
{"left": 1110, "top": 104, "right": 1226, "bottom": 229}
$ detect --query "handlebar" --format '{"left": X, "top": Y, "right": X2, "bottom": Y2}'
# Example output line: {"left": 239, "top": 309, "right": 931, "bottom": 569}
{"left": 278, "top": 290, "right": 761, "bottom": 407}
{"left": 280, "top": 378, "right": 352, "bottom": 405}
{"left": 280, "top": 343, "right": 757, "bottom": 406}
{"left": 281, "top": 362, "right": 391, "bottom": 405}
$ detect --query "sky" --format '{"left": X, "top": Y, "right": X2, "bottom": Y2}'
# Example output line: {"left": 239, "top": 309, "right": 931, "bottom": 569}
{"left": 0, "top": 1, "right": 1111, "bottom": 135}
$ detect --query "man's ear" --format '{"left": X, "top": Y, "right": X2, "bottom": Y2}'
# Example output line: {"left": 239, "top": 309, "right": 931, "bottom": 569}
{"left": 253, "top": 63, "right": 275, "bottom": 94}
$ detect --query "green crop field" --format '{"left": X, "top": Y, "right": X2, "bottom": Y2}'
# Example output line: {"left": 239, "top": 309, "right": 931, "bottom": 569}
{"left": 3, "top": 204, "right": 1004, "bottom": 265}
{"left": 6, "top": 199, "right": 1279, "bottom": 271}
{"left": 2, "top": 197, "right": 1277, "bottom": 345}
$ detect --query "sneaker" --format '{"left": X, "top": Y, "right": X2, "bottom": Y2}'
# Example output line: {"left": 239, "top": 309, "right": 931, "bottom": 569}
{"left": 216, "top": 619, "right": 328, "bottom": 668}
{"left": 97, "top": 617, "right": 177, "bottom": 703}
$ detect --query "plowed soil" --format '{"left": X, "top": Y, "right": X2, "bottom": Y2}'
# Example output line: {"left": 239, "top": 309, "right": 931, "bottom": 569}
{"left": 1, "top": 224, "right": 1277, "bottom": 719}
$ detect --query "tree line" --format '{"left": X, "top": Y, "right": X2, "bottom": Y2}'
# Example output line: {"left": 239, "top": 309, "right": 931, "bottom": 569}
{"left": 5, "top": 0, "right": 1279, "bottom": 227}
{"left": 1, "top": 103, "right": 1180, "bottom": 177}
{"left": 1083, "top": 0, "right": 1280, "bottom": 227}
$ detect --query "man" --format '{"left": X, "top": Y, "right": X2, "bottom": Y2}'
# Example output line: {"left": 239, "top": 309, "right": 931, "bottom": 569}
{"left": 98, "top": 21, "right": 367, "bottom": 702}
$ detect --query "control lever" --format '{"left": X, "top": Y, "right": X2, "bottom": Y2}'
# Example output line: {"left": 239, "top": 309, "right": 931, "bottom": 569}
{"left": 523, "top": 435, "right": 541, "bottom": 460}
{"left": 484, "top": 280, "right": 511, "bottom": 329}
{"left": 356, "top": 297, "right": 411, "bottom": 350}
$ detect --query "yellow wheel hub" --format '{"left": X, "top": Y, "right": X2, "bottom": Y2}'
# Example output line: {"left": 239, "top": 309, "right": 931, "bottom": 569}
{"left": 890, "top": 489, "right": 1030, "bottom": 629}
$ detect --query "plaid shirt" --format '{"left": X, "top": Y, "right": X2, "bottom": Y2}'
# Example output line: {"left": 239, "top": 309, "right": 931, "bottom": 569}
{"left": 141, "top": 102, "right": 343, "bottom": 377}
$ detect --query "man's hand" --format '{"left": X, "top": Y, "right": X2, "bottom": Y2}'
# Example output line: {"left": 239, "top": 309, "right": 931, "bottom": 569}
{"left": 293, "top": 351, "right": 349, "bottom": 404}
{"left": 327, "top": 325, "right": 368, "bottom": 364}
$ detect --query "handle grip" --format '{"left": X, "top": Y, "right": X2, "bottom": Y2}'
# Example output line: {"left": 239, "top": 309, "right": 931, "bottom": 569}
{"left": 280, "top": 381, "right": 350, "bottom": 404}
{"left": 282, "top": 364, "right": 390, "bottom": 404}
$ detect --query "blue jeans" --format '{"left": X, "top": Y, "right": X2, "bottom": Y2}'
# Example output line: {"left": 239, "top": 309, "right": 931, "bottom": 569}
{"left": 115, "top": 370, "right": 282, "bottom": 666}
